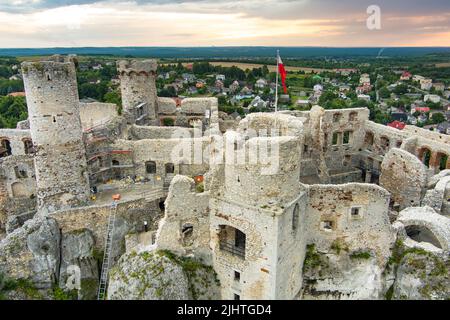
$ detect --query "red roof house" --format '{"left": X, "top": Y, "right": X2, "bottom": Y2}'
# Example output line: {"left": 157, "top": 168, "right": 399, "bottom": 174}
{"left": 387, "top": 121, "right": 406, "bottom": 130}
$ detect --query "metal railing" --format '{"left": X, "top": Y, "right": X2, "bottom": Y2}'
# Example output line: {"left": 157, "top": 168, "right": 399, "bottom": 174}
{"left": 219, "top": 241, "right": 245, "bottom": 259}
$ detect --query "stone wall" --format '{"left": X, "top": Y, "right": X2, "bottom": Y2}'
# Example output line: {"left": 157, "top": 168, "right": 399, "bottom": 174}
{"left": 79, "top": 102, "right": 118, "bottom": 130}
{"left": 22, "top": 59, "right": 90, "bottom": 215}
{"left": 50, "top": 197, "right": 163, "bottom": 262}
{"left": 0, "top": 129, "right": 31, "bottom": 156}
{"left": 306, "top": 183, "right": 394, "bottom": 265}
{"left": 156, "top": 175, "right": 211, "bottom": 262}
{"left": 380, "top": 148, "right": 427, "bottom": 209}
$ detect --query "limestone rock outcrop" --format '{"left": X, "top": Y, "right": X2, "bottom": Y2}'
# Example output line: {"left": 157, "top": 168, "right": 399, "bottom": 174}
{"left": 0, "top": 217, "right": 60, "bottom": 289}
{"left": 392, "top": 251, "right": 449, "bottom": 300}
{"left": 107, "top": 250, "right": 220, "bottom": 300}
{"left": 59, "top": 229, "right": 98, "bottom": 300}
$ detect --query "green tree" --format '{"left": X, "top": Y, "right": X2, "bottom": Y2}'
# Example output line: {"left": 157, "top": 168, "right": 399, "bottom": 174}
{"left": 431, "top": 112, "right": 445, "bottom": 124}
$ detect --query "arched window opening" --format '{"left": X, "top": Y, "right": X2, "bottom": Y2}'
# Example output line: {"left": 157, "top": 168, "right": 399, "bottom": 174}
{"left": 364, "top": 132, "right": 374, "bottom": 150}
{"left": 23, "top": 139, "right": 34, "bottom": 155}
{"left": 165, "top": 163, "right": 175, "bottom": 174}
{"left": 146, "top": 161, "right": 156, "bottom": 174}
{"left": 0, "top": 139, "right": 12, "bottom": 157}
{"left": 405, "top": 225, "right": 442, "bottom": 249}
{"left": 349, "top": 112, "right": 358, "bottom": 122}
{"left": 218, "top": 225, "right": 246, "bottom": 259}
{"left": 436, "top": 153, "right": 448, "bottom": 171}
{"left": 419, "top": 148, "right": 432, "bottom": 168}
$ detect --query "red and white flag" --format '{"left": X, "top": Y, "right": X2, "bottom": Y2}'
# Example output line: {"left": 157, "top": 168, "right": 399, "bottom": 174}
{"left": 278, "top": 54, "right": 288, "bottom": 94}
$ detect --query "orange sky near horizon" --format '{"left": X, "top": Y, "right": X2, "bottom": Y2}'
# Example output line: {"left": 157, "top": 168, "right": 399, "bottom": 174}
{"left": 0, "top": 2, "right": 449, "bottom": 48}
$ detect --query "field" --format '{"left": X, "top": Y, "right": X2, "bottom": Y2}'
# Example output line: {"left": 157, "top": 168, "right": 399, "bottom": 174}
{"left": 207, "top": 62, "right": 330, "bottom": 73}
{"left": 436, "top": 62, "right": 450, "bottom": 68}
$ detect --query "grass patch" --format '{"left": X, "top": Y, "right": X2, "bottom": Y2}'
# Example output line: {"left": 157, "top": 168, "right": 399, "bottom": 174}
{"left": 195, "top": 182, "right": 205, "bottom": 193}
{"left": 350, "top": 250, "right": 372, "bottom": 260}
{"left": 52, "top": 286, "right": 78, "bottom": 300}
{"left": 0, "top": 273, "right": 43, "bottom": 300}
{"left": 303, "top": 244, "right": 322, "bottom": 271}
{"left": 330, "top": 239, "right": 349, "bottom": 255}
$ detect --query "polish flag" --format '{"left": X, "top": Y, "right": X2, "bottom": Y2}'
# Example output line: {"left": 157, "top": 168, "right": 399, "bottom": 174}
{"left": 278, "top": 54, "right": 288, "bottom": 94}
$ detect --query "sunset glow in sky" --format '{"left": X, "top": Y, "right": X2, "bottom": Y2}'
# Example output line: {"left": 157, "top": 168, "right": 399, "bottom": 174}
{"left": 0, "top": 0, "right": 449, "bottom": 47}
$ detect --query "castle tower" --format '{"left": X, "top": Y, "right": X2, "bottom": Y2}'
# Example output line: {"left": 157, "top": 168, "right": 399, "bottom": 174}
{"left": 117, "top": 59, "right": 158, "bottom": 124}
{"left": 21, "top": 57, "right": 90, "bottom": 215}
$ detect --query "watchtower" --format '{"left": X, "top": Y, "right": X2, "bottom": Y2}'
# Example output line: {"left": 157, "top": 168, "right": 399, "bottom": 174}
{"left": 21, "top": 56, "right": 90, "bottom": 214}
{"left": 117, "top": 59, "right": 158, "bottom": 124}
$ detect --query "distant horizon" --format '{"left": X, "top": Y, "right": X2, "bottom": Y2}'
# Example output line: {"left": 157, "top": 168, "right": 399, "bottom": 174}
{"left": 2, "top": 46, "right": 450, "bottom": 50}
{"left": 1, "top": 1, "right": 449, "bottom": 48}
{"left": 2, "top": 46, "right": 450, "bottom": 59}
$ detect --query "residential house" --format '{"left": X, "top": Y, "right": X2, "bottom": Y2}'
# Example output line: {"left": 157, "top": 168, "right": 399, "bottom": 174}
{"left": 387, "top": 121, "right": 406, "bottom": 130}
{"left": 424, "top": 94, "right": 441, "bottom": 104}
{"left": 187, "top": 87, "right": 198, "bottom": 95}
{"left": 229, "top": 81, "right": 240, "bottom": 93}
{"left": 413, "top": 75, "right": 426, "bottom": 82}
{"left": 356, "top": 84, "right": 372, "bottom": 95}
{"left": 443, "top": 90, "right": 450, "bottom": 99}
{"left": 339, "top": 85, "right": 351, "bottom": 92}
{"left": 215, "top": 80, "right": 224, "bottom": 90}
{"left": 400, "top": 71, "right": 412, "bottom": 81}
{"left": 9, "top": 74, "right": 22, "bottom": 81}
{"left": 437, "top": 122, "right": 450, "bottom": 135}
{"left": 411, "top": 104, "right": 430, "bottom": 114}
{"left": 420, "top": 78, "right": 433, "bottom": 91}
{"left": 255, "top": 78, "right": 268, "bottom": 89}
{"left": 334, "top": 68, "right": 357, "bottom": 76}
{"left": 249, "top": 96, "right": 268, "bottom": 109}
{"left": 313, "top": 84, "right": 323, "bottom": 94}
{"left": 92, "top": 64, "right": 103, "bottom": 70}
{"left": 391, "top": 112, "right": 408, "bottom": 122}
{"left": 279, "top": 94, "right": 290, "bottom": 104}
{"left": 357, "top": 94, "right": 371, "bottom": 101}
{"left": 240, "top": 86, "right": 253, "bottom": 95}
{"left": 296, "top": 99, "right": 310, "bottom": 108}
{"left": 359, "top": 73, "right": 371, "bottom": 85}
{"left": 433, "top": 83, "right": 445, "bottom": 92}
{"left": 182, "top": 73, "right": 196, "bottom": 83}
{"left": 196, "top": 80, "right": 206, "bottom": 89}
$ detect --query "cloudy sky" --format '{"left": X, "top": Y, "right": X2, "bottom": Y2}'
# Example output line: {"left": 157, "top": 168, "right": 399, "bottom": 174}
{"left": 0, "top": 0, "right": 449, "bottom": 47}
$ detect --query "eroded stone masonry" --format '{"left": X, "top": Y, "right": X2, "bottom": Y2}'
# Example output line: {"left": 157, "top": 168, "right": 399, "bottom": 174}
{"left": 0, "top": 56, "right": 448, "bottom": 300}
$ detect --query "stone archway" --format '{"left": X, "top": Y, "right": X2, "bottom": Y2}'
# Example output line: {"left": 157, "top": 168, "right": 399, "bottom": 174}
{"left": 418, "top": 147, "right": 432, "bottom": 167}
{"left": 405, "top": 225, "right": 442, "bottom": 249}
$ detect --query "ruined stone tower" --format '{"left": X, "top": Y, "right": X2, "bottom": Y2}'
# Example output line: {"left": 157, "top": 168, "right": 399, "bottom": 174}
{"left": 117, "top": 59, "right": 158, "bottom": 124}
{"left": 21, "top": 56, "right": 90, "bottom": 215}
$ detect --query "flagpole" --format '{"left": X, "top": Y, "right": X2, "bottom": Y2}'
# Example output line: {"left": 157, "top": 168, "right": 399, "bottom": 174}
{"left": 275, "top": 50, "right": 279, "bottom": 113}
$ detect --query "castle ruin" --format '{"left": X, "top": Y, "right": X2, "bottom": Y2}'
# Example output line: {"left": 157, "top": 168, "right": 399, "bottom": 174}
{"left": 0, "top": 56, "right": 448, "bottom": 300}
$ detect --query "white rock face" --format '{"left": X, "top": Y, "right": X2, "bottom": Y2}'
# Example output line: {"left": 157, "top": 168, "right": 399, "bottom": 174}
{"left": 301, "top": 251, "right": 386, "bottom": 300}
{"left": 107, "top": 251, "right": 190, "bottom": 300}
{"left": 392, "top": 252, "right": 449, "bottom": 300}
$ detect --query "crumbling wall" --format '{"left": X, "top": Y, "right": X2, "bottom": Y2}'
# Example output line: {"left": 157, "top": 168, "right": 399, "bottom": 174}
{"left": 306, "top": 183, "right": 394, "bottom": 265}
{"left": 0, "top": 129, "right": 31, "bottom": 156}
{"left": 129, "top": 125, "right": 194, "bottom": 140}
{"left": 156, "top": 175, "right": 211, "bottom": 262}
{"left": 79, "top": 102, "right": 118, "bottom": 130}
{"left": 50, "top": 197, "right": 163, "bottom": 262}
{"left": 112, "top": 137, "right": 210, "bottom": 181}
{"left": 380, "top": 148, "right": 427, "bottom": 209}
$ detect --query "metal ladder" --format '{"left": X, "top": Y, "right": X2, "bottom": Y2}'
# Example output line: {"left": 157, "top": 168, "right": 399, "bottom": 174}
{"left": 97, "top": 202, "right": 117, "bottom": 300}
